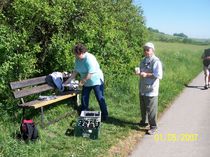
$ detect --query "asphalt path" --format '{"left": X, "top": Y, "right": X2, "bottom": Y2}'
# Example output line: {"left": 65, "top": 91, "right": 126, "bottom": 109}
{"left": 129, "top": 72, "right": 210, "bottom": 157}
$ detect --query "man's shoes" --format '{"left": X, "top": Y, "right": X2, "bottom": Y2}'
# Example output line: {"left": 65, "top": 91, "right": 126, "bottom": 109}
{"left": 147, "top": 128, "right": 157, "bottom": 135}
{"left": 139, "top": 122, "right": 149, "bottom": 128}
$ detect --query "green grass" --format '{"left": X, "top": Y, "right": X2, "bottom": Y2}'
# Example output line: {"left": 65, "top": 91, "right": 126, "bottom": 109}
{"left": 0, "top": 42, "right": 209, "bottom": 157}
{"left": 154, "top": 42, "right": 209, "bottom": 112}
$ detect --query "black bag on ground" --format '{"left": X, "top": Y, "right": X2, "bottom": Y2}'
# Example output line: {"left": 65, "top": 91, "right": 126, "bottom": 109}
{"left": 20, "top": 119, "right": 39, "bottom": 141}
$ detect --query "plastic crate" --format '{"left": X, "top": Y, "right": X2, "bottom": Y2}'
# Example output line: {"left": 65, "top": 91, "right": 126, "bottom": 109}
{"left": 74, "top": 111, "right": 101, "bottom": 140}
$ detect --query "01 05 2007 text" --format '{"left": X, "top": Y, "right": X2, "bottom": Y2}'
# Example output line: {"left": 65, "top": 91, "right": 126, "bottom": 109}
{"left": 154, "top": 133, "right": 198, "bottom": 142}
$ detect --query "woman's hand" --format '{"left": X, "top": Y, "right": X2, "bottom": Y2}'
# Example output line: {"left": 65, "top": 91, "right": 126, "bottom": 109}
{"left": 79, "top": 79, "right": 87, "bottom": 86}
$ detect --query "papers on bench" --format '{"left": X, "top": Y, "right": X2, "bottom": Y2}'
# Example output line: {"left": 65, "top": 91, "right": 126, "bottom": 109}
{"left": 63, "top": 80, "right": 79, "bottom": 91}
{"left": 38, "top": 95, "right": 57, "bottom": 101}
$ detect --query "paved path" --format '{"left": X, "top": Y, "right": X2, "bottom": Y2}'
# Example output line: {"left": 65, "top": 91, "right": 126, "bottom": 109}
{"left": 129, "top": 72, "right": 210, "bottom": 157}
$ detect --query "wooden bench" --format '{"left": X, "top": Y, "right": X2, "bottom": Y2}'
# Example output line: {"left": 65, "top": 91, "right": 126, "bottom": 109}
{"left": 10, "top": 74, "right": 80, "bottom": 127}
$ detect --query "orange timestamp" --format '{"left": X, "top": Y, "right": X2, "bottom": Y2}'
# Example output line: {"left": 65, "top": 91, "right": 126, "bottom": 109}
{"left": 154, "top": 133, "right": 198, "bottom": 142}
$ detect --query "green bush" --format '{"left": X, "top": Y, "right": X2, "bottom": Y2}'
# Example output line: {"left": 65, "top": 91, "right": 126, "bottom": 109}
{"left": 0, "top": 0, "right": 147, "bottom": 114}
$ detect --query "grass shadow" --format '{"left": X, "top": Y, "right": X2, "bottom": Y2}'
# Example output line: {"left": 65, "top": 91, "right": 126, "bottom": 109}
{"left": 184, "top": 84, "right": 205, "bottom": 90}
{"left": 65, "top": 128, "right": 75, "bottom": 137}
{"left": 103, "top": 116, "right": 140, "bottom": 130}
{"left": 65, "top": 115, "right": 142, "bottom": 137}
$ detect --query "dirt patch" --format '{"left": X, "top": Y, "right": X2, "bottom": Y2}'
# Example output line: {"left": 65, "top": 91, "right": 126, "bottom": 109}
{"left": 107, "top": 130, "right": 146, "bottom": 157}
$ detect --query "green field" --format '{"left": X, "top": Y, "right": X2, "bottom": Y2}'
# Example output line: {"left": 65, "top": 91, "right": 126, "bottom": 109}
{"left": 0, "top": 42, "right": 209, "bottom": 157}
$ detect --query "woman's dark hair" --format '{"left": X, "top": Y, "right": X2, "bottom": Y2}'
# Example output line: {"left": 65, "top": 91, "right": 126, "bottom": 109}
{"left": 73, "top": 43, "right": 87, "bottom": 55}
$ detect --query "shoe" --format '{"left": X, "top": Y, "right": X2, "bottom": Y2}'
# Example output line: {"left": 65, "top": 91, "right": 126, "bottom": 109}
{"left": 147, "top": 128, "right": 157, "bottom": 135}
{"left": 139, "top": 122, "right": 149, "bottom": 128}
{"left": 204, "top": 85, "right": 208, "bottom": 89}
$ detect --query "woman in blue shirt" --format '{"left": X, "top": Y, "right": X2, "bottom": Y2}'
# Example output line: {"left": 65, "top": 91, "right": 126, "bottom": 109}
{"left": 69, "top": 43, "right": 108, "bottom": 121}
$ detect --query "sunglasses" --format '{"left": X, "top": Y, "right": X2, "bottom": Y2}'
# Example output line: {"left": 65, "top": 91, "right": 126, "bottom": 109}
{"left": 144, "top": 48, "right": 150, "bottom": 52}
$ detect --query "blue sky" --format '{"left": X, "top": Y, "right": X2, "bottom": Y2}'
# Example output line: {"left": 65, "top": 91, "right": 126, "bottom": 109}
{"left": 133, "top": 0, "right": 210, "bottom": 39}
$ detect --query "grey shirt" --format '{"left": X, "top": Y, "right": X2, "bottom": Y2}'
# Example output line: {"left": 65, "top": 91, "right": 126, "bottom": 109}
{"left": 139, "top": 55, "right": 163, "bottom": 96}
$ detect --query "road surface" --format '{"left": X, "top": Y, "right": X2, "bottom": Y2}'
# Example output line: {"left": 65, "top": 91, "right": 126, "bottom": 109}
{"left": 129, "top": 72, "right": 210, "bottom": 157}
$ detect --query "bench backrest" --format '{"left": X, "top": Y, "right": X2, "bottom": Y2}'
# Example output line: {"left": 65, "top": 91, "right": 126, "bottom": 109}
{"left": 10, "top": 76, "right": 54, "bottom": 99}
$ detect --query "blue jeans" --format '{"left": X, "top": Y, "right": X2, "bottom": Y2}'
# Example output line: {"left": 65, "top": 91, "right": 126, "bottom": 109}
{"left": 81, "top": 82, "right": 108, "bottom": 118}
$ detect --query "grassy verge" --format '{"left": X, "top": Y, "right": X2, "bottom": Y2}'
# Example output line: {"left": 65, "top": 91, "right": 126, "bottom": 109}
{"left": 155, "top": 42, "right": 208, "bottom": 112}
{"left": 0, "top": 42, "right": 209, "bottom": 157}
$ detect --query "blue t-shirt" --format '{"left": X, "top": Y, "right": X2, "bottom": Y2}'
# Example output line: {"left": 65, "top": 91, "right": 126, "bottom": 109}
{"left": 74, "top": 52, "right": 104, "bottom": 87}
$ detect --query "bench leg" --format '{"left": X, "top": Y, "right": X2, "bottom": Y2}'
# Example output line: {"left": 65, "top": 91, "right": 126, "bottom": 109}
{"left": 76, "top": 94, "right": 80, "bottom": 106}
{"left": 22, "top": 108, "right": 25, "bottom": 120}
{"left": 41, "top": 107, "right": 44, "bottom": 128}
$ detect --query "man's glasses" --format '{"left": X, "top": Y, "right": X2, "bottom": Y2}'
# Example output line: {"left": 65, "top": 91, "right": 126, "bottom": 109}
{"left": 144, "top": 48, "right": 150, "bottom": 52}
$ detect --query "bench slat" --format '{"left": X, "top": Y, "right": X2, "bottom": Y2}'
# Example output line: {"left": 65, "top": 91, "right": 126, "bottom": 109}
{"left": 18, "top": 93, "right": 77, "bottom": 109}
{"left": 33, "top": 93, "right": 77, "bottom": 109}
{"left": 10, "top": 76, "right": 47, "bottom": 90}
{"left": 13, "top": 84, "right": 54, "bottom": 98}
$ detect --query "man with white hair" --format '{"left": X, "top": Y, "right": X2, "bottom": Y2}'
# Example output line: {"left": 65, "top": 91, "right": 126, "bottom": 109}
{"left": 135, "top": 42, "right": 163, "bottom": 135}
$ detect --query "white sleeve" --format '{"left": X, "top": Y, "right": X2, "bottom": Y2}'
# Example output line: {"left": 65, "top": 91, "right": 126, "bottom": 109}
{"left": 153, "top": 61, "right": 163, "bottom": 79}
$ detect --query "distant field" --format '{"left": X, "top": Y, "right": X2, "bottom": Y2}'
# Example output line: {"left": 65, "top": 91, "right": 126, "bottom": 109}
{"left": 149, "top": 31, "right": 210, "bottom": 45}
{"left": 0, "top": 42, "right": 209, "bottom": 157}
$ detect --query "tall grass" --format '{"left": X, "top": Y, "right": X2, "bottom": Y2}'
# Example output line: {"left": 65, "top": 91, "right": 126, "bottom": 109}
{"left": 155, "top": 42, "right": 208, "bottom": 112}
{"left": 0, "top": 42, "right": 209, "bottom": 157}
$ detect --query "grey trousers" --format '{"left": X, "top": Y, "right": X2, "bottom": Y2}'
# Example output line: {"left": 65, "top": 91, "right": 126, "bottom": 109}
{"left": 140, "top": 95, "right": 158, "bottom": 129}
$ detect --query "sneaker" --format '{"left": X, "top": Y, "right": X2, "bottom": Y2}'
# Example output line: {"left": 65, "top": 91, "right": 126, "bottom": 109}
{"left": 204, "top": 85, "right": 208, "bottom": 89}
{"left": 147, "top": 128, "right": 157, "bottom": 135}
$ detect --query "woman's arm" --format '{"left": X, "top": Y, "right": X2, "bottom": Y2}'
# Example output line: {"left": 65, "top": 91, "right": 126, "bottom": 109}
{"left": 63, "top": 71, "right": 78, "bottom": 85}
{"left": 79, "top": 73, "right": 93, "bottom": 86}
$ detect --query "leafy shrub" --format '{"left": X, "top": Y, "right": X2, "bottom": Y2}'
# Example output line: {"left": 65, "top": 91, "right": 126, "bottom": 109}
{"left": 0, "top": 0, "right": 147, "bottom": 117}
